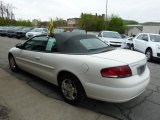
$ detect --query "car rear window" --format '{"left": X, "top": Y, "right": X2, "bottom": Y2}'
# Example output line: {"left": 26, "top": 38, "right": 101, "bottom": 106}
{"left": 80, "top": 38, "right": 107, "bottom": 50}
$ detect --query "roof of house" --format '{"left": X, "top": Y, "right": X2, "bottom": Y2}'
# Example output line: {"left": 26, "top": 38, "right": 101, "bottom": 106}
{"left": 142, "top": 22, "right": 160, "bottom": 26}
{"left": 67, "top": 18, "right": 80, "bottom": 20}
{"left": 127, "top": 25, "right": 143, "bottom": 31}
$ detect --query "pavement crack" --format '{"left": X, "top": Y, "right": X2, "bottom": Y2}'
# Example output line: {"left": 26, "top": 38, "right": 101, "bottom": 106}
{"left": 0, "top": 105, "right": 10, "bottom": 120}
{"left": 146, "top": 100, "right": 160, "bottom": 106}
{"left": 128, "top": 91, "right": 153, "bottom": 109}
{"left": 114, "top": 104, "right": 132, "bottom": 120}
{"left": 146, "top": 88, "right": 159, "bottom": 93}
{"left": 114, "top": 91, "right": 154, "bottom": 120}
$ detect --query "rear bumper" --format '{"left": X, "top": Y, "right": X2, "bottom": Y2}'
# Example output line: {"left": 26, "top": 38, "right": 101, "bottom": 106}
{"left": 84, "top": 66, "right": 150, "bottom": 103}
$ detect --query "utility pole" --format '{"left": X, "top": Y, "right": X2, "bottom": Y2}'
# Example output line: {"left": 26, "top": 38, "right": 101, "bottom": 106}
{"left": 106, "top": 0, "right": 108, "bottom": 20}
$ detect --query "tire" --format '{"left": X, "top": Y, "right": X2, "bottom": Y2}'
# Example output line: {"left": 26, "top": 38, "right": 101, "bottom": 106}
{"left": 130, "top": 44, "right": 134, "bottom": 50}
{"left": 17, "top": 36, "right": 20, "bottom": 39}
{"left": 145, "top": 49, "right": 153, "bottom": 62}
{"left": 8, "top": 54, "right": 19, "bottom": 72}
{"left": 58, "top": 73, "right": 85, "bottom": 105}
{"left": 127, "top": 43, "right": 131, "bottom": 49}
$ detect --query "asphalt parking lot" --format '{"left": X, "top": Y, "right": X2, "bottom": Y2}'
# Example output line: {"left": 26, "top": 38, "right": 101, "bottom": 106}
{"left": 0, "top": 36, "right": 160, "bottom": 120}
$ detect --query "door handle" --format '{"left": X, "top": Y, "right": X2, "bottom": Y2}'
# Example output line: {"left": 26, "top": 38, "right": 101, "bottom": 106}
{"left": 35, "top": 57, "right": 40, "bottom": 60}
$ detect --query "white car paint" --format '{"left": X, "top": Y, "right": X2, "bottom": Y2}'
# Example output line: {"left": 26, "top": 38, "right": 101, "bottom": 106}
{"left": 133, "top": 33, "right": 160, "bottom": 59}
{"left": 9, "top": 35, "right": 150, "bottom": 103}
{"left": 26, "top": 28, "right": 48, "bottom": 39}
{"left": 98, "top": 31, "right": 127, "bottom": 48}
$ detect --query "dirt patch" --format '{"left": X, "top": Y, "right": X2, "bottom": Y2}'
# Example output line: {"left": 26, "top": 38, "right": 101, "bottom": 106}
{"left": 0, "top": 105, "right": 10, "bottom": 120}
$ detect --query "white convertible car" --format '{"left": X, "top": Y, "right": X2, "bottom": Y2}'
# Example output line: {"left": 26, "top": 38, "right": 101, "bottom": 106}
{"left": 8, "top": 33, "right": 150, "bottom": 105}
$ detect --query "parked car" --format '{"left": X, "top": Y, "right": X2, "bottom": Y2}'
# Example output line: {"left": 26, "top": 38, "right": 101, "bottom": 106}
{"left": 0, "top": 26, "right": 10, "bottom": 37}
{"left": 87, "top": 31, "right": 99, "bottom": 36}
{"left": 126, "top": 37, "right": 134, "bottom": 50}
{"left": 72, "top": 29, "right": 86, "bottom": 34}
{"left": 54, "top": 28, "right": 64, "bottom": 33}
{"left": 16, "top": 27, "right": 33, "bottom": 39}
{"left": 120, "top": 34, "right": 134, "bottom": 49}
{"left": 26, "top": 28, "right": 48, "bottom": 39}
{"left": 0, "top": 26, "right": 4, "bottom": 36}
{"left": 120, "top": 34, "right": 128, "bottom": 39}
{"left": 131, "top": 33, "right": 160, "bottom": 61}
{"left": 6, "top": 26, "right": 16, "bottom": 37}
{"left": 98, "top": 31, "right": 127, "bottom": 48}
{"left": 8, "top": 33, "right": 150, "bottom": 105}
{"left": 7, "top": 26, "right": 24, "bottom": 38}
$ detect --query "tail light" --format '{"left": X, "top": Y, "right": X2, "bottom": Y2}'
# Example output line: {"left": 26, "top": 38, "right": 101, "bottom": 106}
{"left": 101, "top": 65, "right": 132, "bottom": 78}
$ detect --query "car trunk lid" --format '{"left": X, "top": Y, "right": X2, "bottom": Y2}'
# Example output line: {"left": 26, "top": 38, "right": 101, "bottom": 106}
{"left": 90, "top": 49, "right": 146, "bottom": 65}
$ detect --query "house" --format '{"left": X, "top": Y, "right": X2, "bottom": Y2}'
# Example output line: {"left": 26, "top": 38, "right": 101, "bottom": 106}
{"left": 127, "top": 25, "right": 143, "bottom": 37}
{"left": 142, "top": 22, "right": 160, "bottom": 34}
{"left": 66, "top": 18, "right": 80, "bottom": 31}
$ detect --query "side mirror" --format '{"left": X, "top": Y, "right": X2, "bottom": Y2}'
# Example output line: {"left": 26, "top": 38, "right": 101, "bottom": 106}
{"left": 15, "top": 43, "right": 23, "bottom": 49}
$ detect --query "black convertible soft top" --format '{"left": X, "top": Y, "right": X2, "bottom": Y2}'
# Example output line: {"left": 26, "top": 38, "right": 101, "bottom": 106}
{"left": 54, "top": 32, "right": 97, "bottom": 53}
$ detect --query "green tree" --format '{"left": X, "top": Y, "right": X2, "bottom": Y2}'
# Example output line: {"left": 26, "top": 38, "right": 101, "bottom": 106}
{"left": 79, "top": 13, "right": 105, "bottom": 32}
{"left": 54, "top": 18, "right": 65, "bottom": 27}
{"left": 107, "top": 15, "right": 126, "bottom": 34}
{"left": 0, "top": 17, "right": 32, "bottom": 26}
{"left": 124, "top": 20, "right": 139, "bottom": 25}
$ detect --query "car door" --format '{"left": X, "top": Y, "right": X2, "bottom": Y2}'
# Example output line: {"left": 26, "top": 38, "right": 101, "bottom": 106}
{"left": 134, "top": 34, "right": 143, "bottom": 51}
{"left": 140, "top": 34, "right": 149, "bottom": 53}
{"left": 35, "top": 37, "right": 58, "bottom": 84}
{"left": 17, "top": 36, "right": 48, "bottom": 78}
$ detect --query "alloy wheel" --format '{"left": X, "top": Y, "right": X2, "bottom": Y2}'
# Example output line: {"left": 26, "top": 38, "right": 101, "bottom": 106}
{"left": 61, "top": 79, "right": 78, "bottom": 100}
{"left": 9, "top": 56, "right": 16, "bottom": 70}
{"left": 146, "top": 50, "right": 151, "bottom": 61}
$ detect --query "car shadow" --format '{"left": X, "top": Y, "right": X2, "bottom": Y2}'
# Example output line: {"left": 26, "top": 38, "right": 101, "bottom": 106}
{"left": 3, "top": 67, "right": 154, "bottom": 120}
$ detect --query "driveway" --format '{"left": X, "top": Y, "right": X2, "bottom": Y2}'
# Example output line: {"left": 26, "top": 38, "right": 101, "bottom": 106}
{"left": 0, "top": 36, "right": 160, "bottom": 120}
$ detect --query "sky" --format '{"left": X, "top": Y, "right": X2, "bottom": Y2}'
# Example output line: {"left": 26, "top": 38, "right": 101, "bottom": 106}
{"left": 4, "top": 0, "right": 160, "bottom": 23}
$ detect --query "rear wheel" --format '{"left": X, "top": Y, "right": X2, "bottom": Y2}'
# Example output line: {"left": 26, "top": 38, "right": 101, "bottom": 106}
{"left": 130, "top": 44, "right": 134, "bottom": 50}
{"left": 59, "top": 73, "right": 85, "bottom": 105}
{"left": 145, "top": 49, "right": 153, "bottom": 62}
{"left": 8, "top": 54, "right": 19, "bottom": 72}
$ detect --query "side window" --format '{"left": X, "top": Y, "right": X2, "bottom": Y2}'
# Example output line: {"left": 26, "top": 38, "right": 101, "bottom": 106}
{"left": 23, "top": 36, "right": 48, "bottom": 52}
{"left": 137, "top": 34, "right": 143, "bottom": 40}
{"left": 46, "top": 37, "right": 57, "bottom": 52}
{"left": 142, "top": 34, "right": 148, "bottom": 41}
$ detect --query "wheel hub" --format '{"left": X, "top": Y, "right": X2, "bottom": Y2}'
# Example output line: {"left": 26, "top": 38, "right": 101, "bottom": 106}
{"left": 146, "top": 51, "right": 151, "bottom": 60}
{"left": 10, "top": 57, "right": 16, "bottom": 69}
{"left": 61, "top": 79, "right": 77, "bottom": 100}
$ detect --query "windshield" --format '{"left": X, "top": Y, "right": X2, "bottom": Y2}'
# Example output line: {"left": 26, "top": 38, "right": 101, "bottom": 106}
{"left": 150, "top": 35, "right": 160, "bottom": 42}
{"left": 103, "top": 32, "right": 122, "bottom": 39}
{"left": 31, "top": 28, "right": 42, "bottom": 32}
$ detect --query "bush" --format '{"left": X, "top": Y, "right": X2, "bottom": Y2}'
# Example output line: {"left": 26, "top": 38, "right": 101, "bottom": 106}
{"left": 0, "top": 17, "right": 32, "bottom": 26}
{"left": 107, "top": 15, "right": 126, "bottom": 34}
